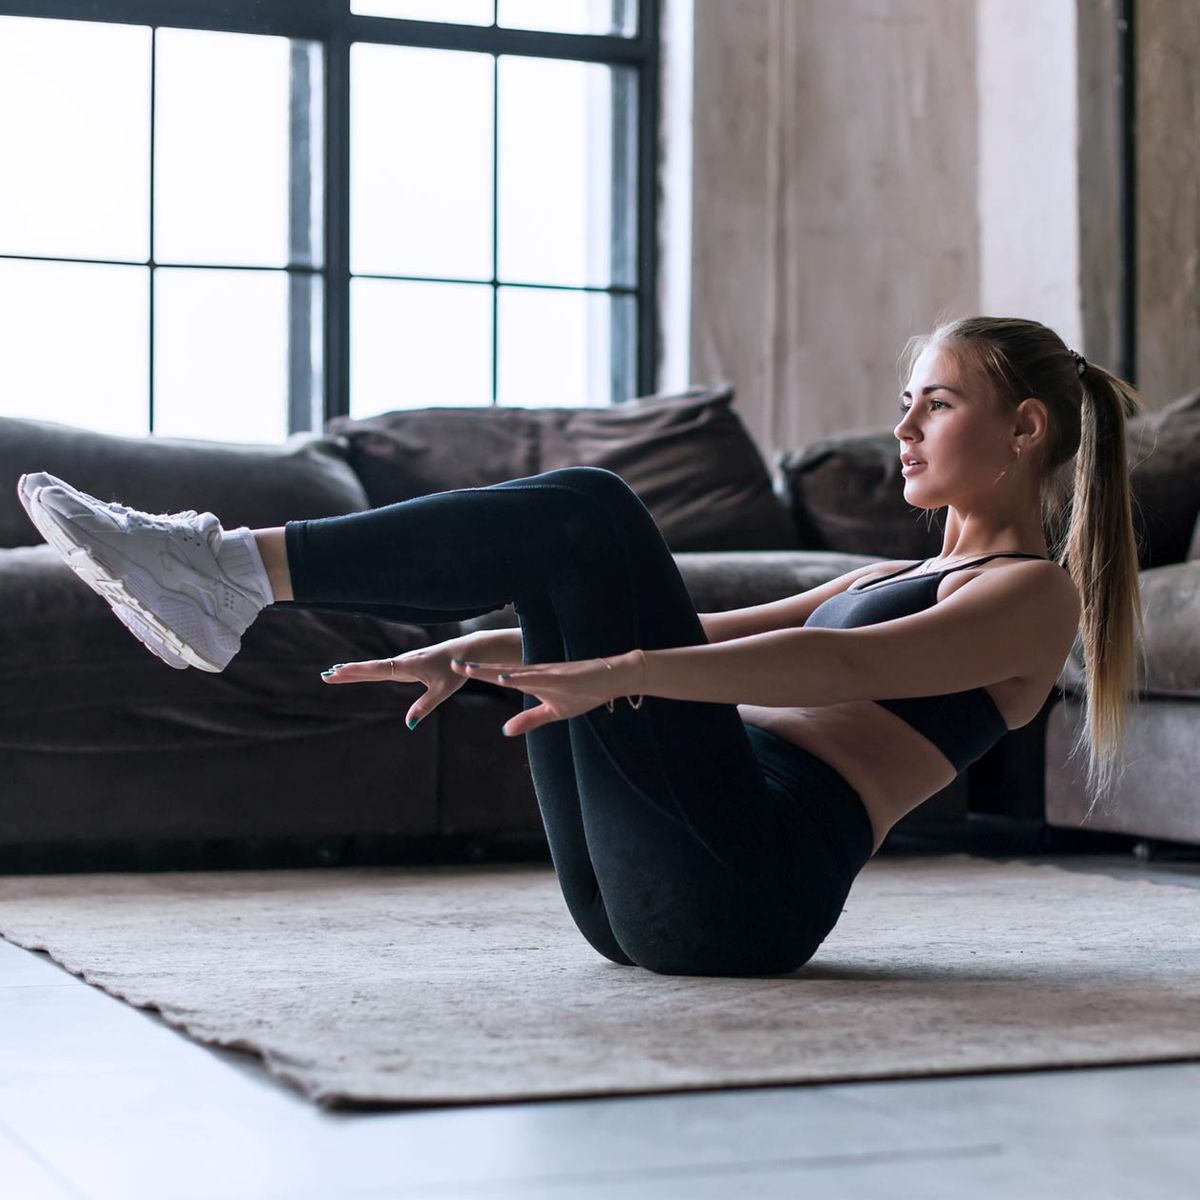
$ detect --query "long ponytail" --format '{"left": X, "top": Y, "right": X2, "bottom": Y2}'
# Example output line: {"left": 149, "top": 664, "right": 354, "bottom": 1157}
{"left": 1061, "top": 360, "right": 1146, "bottom": 815}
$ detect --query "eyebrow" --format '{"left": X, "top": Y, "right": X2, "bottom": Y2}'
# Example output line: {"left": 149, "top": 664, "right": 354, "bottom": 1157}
{"left": 899, "top": 385, "right": 964, "bottom": 399}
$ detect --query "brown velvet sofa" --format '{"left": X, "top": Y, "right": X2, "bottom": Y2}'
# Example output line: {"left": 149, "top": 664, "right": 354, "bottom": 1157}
{"left": 1, "top": 382, "right": 1196, "bottom": 873}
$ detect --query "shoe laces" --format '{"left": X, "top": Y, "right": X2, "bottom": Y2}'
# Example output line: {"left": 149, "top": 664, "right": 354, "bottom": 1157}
{"left": 101, "top": 498, "right": 201, "bottom": 525}
{"left": 101, "top": 498, "right": 221, "bottom": 550}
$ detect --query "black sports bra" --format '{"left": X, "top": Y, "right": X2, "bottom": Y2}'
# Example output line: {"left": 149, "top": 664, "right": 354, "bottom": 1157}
{"left": 803, "top": 552, "right": 1053, "bottom": 772}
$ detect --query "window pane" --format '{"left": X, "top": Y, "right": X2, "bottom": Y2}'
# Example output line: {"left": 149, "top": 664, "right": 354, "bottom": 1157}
{"left": 0, "top": 17, "right": 150, "bottom": 262}
{"left": 498, "top": 56, "right": 636, "bottom": 289}
{"left": 351, "top": 44, "right": 494, "bottom": 281}
{"left": 154, "top": 268, "right": 289, "bottom": 443}
{"left": 0, "top": 259, "right": 148, "bottom": 436}
{"left": 351, "top": 279, "right": 492, "bottom": 415}
{"left": 497, "top": 286, "right": 634, "bottom": 406}
{"left": 351, "top": 1, "right": 495, "bottom": 23}
{"left": 499, "top": 0, "right": 637, "bottom": 37}
{"left": 155, "top": 28, "right": 306, "bottom": 269}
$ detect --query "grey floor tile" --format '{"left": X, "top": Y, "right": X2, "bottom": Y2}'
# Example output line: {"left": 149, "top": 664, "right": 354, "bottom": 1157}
{"left": 0, "top": 1122, "right": 85, "bottom": 1200}
{"left": 0, "top": 937, "right": 79, "bottom": 988}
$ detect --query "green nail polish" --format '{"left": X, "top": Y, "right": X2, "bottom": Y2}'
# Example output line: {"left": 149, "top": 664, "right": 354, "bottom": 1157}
{"left": 407, "top": 716, "right": 420, "bottom": 730}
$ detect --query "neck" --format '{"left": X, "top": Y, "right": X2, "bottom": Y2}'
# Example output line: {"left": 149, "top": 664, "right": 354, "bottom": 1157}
{"left": 938, "top": 493, "right": 1048, "bottom": 561}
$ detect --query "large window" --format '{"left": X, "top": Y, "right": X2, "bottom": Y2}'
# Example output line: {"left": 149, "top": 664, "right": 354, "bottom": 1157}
{"left": 0, "top": 0, "right": 658, "bottom": 440}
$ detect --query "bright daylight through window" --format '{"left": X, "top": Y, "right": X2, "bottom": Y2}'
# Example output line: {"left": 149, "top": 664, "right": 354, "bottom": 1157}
{"left": 0, "top": 1, "right": 650, "bottom": 443}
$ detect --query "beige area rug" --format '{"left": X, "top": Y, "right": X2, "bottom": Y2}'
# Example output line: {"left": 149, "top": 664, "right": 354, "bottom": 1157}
{"left": 1, "top": 855, "right": 1199, "bottom": 1110}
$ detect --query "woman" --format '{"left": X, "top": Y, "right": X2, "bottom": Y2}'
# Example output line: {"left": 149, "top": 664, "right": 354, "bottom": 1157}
{"left": 16, "top": 316, "right": 1144, "bottom": 978}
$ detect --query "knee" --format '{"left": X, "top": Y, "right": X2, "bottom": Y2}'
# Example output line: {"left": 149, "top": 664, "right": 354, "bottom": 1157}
{"left": 623, "top": 925, "right": 820, "bottom": 978}
{"left": 540, "top": 465, "right": 637, "bottom": 506}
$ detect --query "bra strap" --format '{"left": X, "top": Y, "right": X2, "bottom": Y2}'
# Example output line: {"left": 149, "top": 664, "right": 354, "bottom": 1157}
{"left": 939, "top": 552, "right": 1049, "bottom": 578}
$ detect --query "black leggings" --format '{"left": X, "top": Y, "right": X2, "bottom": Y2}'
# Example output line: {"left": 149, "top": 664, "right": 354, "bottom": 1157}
{"left": 280, "top": 466, "right": 875, "bottom": 977}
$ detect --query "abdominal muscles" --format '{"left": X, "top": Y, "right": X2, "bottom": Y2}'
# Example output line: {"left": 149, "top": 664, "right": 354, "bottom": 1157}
{"left": 737, "top": 701, "right": 959, "bottom": 852}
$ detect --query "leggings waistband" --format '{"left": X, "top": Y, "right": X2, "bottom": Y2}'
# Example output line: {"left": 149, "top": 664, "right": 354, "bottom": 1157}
{"left": 743, "top": 723, "right": 876, "bottom": 876}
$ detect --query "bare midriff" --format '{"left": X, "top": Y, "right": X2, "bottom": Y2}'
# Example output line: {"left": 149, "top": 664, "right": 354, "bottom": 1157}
{"left": 737, "top": 696, "right": 1014, "bottom": 856}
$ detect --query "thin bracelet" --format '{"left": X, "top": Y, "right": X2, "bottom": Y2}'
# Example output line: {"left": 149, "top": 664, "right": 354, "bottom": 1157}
{"left": 601, "top": 656, "right": 645, "bottom": 712}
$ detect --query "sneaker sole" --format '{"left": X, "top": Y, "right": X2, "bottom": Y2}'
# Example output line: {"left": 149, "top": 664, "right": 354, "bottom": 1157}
{"left": 19, "top": 479, "right": 225, "bottom": 672}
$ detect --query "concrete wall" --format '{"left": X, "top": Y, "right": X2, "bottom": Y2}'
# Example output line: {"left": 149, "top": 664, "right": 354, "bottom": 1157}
{"left": 977, "top": 0, "right": 1081, "bottom": 345}
{"left": 687, "top": 0, "right": 979, "bottom": 463}
{"left": 673, "top": 0, "right": 1189, "bottom": 468}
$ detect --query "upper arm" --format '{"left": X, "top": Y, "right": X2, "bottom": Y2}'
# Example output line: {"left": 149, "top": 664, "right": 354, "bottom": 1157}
{"left": 701, "top": 560, "right": 911, "bottom": 643}
{"left": 820, "top": 561, "right": 1081, "bottom": 703}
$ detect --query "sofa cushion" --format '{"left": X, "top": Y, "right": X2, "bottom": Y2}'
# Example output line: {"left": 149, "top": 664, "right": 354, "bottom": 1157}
{"left": 1126, "top": 387, "right": 1200, "bottom": 569}
{"left": 325, "top": 384, "right": 800, "bottom": 552}
{"left": 0, "top": 416, "right": 370, "bottom": 549}
{"left": 1058, "top": 560, "right": 1200, "bottom": 700}
{"left": 777, "top": 431, "right": 947, "bottom": 560}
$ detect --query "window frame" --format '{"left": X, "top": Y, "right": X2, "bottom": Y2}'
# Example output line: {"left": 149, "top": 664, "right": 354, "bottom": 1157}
{"left": 0, "top": 0, "right": 661, "bottom": 431}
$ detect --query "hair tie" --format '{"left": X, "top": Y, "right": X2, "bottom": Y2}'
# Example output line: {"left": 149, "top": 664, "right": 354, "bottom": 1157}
{"left": 1068, "top": 349, "right": 1088, "bottom": 377}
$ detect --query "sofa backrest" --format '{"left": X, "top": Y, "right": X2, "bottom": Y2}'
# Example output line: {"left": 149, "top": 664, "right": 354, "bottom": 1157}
{"left": 325, "top": 384, "right": 801, "bottom": 553}
{"left": 0, "top": 417, "right": 370, "bottom": 549}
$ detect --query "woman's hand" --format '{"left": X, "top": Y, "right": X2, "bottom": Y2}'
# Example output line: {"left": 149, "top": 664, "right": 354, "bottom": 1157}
{"left": 450, "top": 649, "right": 646, "bottom": 737}
{"left": 320, "top": 633, "right": 496, "bottom": 730}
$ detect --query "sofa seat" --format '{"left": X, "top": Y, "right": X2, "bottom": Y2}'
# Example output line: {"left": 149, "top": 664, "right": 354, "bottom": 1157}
{"left": 1045, "top": 698, "right": 1200, "bottom": 844}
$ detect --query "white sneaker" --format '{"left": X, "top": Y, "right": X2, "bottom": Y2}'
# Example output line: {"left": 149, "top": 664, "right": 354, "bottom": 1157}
{"left": 17, "top": 472, "right": 268, "bottom": 673}
{"left": 111, "top": 600, "right": 191, "bottom": 670}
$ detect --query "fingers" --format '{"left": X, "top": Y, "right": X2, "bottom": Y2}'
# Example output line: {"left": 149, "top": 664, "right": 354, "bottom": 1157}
{"left": 501, "top": 712, "right": 547, "bottom": 738}
{"left": 450, "top": 659, "right": 532, "bottom": 683}
{"left": 320, "top": 658, "right": 400, "bottom": 683}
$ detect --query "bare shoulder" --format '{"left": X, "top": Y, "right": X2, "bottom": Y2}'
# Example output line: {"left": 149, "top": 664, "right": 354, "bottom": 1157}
{"left": 945, "top": 557, "right": 1081, "bottom": 678}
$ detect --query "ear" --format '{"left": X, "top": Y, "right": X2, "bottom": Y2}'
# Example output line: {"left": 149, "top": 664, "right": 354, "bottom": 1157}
{"left": 1014, "top": 396, "right": 1051, "bottom": 450}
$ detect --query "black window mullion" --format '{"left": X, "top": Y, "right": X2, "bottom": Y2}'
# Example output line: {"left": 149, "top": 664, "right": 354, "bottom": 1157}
{"left": 325, "top": 18, "right": 351, "bottom": 425}
{"left": 634, "top": 0, "right": 659, "bottom": 398}
{"left": 611, "top": 63, "right": 634, "bottom": 404}
{"left": 288, "top": 39, "right": 316, "bottom": 435}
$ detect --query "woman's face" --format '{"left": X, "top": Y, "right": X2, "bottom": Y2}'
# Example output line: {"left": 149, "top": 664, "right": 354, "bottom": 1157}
{"left": 893, "top": 344, "right": 1013, "bottom": 509}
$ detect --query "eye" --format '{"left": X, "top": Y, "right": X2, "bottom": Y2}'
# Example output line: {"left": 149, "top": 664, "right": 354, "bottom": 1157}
{"left": 898, "top": 399, "right": 947, "bottom": 413}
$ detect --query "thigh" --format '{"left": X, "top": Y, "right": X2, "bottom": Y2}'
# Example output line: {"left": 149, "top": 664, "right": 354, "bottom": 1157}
{"left": 514, "top": 591, "right": 634, "bottom": 966}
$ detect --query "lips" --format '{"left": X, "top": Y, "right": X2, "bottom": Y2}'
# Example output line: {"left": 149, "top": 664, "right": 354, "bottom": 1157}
{"left": 901, "top": 456, "right": 924, "bottom": 467}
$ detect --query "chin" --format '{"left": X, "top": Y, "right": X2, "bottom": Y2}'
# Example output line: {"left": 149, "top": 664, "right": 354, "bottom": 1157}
{"left": 901, "top": 481, "right": 944, "bottom": 509}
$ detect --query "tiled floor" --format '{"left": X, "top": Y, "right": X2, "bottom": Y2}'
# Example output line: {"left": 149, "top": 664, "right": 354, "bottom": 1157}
{"left": 1, "top": 851, "right": 1198, "bottom": 1200}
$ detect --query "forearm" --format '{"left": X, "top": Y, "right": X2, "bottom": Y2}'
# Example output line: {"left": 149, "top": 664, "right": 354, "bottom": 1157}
{"left": 463, "top": 626, "right": 524, "bottom": 662}
{"left": 623, "top": 627, "right": 846, "bottom": 708}
{"left": 698, "top": 610, "right": 787, "bottom": 645}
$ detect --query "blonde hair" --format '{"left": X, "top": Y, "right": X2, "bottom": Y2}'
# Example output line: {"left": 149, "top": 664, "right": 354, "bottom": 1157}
{"left": 899, "top": 315, "right": 1146, "bottom": 817}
